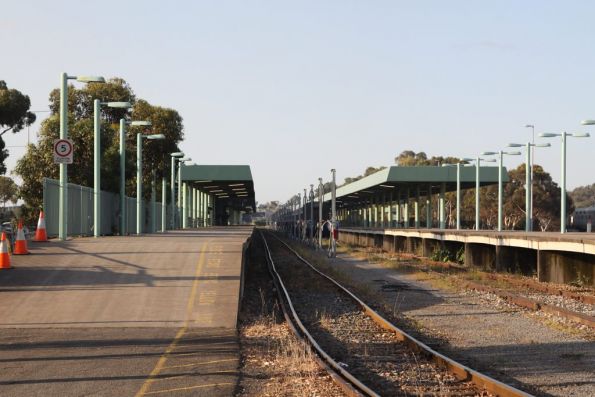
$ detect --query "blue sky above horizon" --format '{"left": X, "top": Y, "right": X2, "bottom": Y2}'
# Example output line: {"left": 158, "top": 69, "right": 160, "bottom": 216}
{"left": 2, "top": 1, "right": 595, "bottom": 203}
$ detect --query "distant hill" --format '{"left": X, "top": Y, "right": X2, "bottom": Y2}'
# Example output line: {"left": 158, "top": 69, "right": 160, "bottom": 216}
{"left": 570, "top": 183, "right": 595, "bottom": 209}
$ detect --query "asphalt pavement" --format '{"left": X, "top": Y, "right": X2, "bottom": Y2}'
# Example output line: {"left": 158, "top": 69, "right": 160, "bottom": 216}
{"left": 0, "top": 227, "right": 253, "bottom": 397}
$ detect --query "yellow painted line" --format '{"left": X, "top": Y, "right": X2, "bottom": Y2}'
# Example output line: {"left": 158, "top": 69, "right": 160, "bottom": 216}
{"left": 161, "top": 358, "right": 236, "bottom": 369}
{"left": 151, "top": 370, "right": 236, "bottom": 383}
{"left": 172, "top": 341, "right": 236, "bottom": 349}
{"left": 135, "top": 241, "right": 210, "bottom": 397}
{"left": 143, "top": 382, "right": 235, "bottom": 395}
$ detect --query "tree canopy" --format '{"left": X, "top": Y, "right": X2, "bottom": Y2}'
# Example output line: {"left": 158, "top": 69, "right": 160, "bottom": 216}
{"left": 570, "top": 183, "right": 595, "bottom": 208}
{"left": 0, "top": 81, "right": 36, "bottom": 175}
{"left": 14, "top": 78, "right": 184, "bottom": 211}
{"left": 0, "top": 176, "right": 18, "bottom": 208}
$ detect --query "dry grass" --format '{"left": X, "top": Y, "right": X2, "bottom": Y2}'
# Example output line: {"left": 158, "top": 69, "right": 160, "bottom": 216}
{"left": 239, "top": 297, "right": 345, "bottom": 396}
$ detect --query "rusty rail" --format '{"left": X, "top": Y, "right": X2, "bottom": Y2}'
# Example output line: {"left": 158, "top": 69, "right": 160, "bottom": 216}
{"left": 262, "top": 231, "right": 534, "bottom": 397}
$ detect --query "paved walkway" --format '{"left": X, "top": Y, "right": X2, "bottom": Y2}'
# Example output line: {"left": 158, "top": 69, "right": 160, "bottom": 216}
{"left": 0, "top": 227, "right": 253, "bottom": 396}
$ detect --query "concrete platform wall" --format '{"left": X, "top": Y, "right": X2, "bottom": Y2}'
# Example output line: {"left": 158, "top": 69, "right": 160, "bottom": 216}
{"left": 339, "top": 229, "right": 594, "bottom": 286}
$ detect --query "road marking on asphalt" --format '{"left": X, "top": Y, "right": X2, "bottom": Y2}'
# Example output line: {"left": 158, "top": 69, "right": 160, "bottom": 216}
{"left": 135, "top": 241, "right": 209, "bottom": 397}
{"left": 151, "top": 370, "right": 236, "bottom": 383}
{"left": 161, "top": 358, "right": 236, "bottom": 369}
{"left": 143, "top": 382, "right": 234, "bottom": 395}
{"left": 172, "top": 341, "right": 236, "bottom": 349}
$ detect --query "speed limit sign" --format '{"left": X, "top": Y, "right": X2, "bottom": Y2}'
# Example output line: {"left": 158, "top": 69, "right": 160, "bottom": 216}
{"left": 53, "top": 139, "right": 74, "bottom": 164}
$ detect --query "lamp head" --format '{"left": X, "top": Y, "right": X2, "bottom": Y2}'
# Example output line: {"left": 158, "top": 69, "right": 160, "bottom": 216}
{"left": 524, "top": 124, "right": 534, "bottom": 128}
{"left": 538, "top": 133, "right": 558, "bottom": 138}
{"left": 106, "top": 101, "right": 132, "bottom": 108}
{"left": 480, "top": 151, "right": 497, "bottom": 156}
{"left": 180, "top": 157, "right": 191, "bottom": 162}
{"left": 171, "top": 152, "right": 184, "bottom": 157}
{"left": 507, "top": 143, "right": 523, "bottom": 147}
{"left": 571, "top": 132, "right": 590, "bottom": 138}
{"left": 461, "top": 157, "right": 475, "bottom": 162}
{"left": 581, "top": 120, "right": 595, "bottom": 125}
{"left": 481, "top": 158, "right": 497, "bottom": 163}
{"left": 76, "top": 76, "right": 105, "bottom": 83}
{"left": 504, "top": 151, "right": 522, "bottom": 156}
{"left": 535, "top": 143, "right": 551, "bottom": 148}
{"left": 146, "top": 134, "right": 165, "bottom": 140}
{"left": 129, "top": 120, "right": 151, "bottom": 126}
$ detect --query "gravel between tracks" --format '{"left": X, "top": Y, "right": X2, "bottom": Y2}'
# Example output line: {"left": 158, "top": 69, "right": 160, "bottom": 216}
{"left": 237, "top": 233, "right": 345, "bottom": 397}
{"left": 266, "top": 234, "right": 490, "bottom": 396}
{"left": 299, "top": 244, "right": 595, "bottom": 397}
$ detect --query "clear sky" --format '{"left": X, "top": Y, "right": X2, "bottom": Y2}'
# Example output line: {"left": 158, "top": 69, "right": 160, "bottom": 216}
{"left": 2, "top": 1, "right": 595, "bottom": 204}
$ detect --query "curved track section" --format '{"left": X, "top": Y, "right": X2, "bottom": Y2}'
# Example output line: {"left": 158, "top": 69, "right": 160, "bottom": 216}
{"left": 259, "top": 230, "right": 533, "bottom": 397}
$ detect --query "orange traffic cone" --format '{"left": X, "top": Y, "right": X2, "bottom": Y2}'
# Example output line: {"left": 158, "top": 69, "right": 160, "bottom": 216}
{"left": 34, "top": 211, "right": 48, "bottom": 242}
{"left": 14, "top": 220, "right": 29, "bottom": 255}
{"left": 0, "top": 232, "right": 11, "bottom": 270}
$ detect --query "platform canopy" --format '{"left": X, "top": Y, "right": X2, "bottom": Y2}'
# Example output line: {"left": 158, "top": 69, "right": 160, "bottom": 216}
{"left": 181, "top": 164, "right": 256, "bottom": 212}
{"left": 323, "top": 165, "right": 506, "bottom": 205}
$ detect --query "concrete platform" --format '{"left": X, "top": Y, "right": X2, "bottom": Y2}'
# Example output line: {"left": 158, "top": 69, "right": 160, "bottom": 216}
{"left": 340, "top": 227, "right": 595, "bottom": 286}
{"left": 0, "top": 227, "right": 253, "bottom": 396}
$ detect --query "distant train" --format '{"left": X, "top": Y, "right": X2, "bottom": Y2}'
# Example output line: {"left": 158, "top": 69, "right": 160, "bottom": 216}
{"left": 571, "top": 206, "right": 595, "bottom": 232}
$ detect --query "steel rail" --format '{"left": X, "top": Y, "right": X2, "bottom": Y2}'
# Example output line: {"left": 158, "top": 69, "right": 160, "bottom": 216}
{"left": 260, "top": 230, "right": 376, "bottom": 396}
{"left": 264, "top": 230, "right": 534, "bottom": 397}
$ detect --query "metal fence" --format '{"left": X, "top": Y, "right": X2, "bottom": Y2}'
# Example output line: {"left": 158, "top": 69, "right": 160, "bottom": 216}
{"left": 43, "top": 178, "right": 165, "bottom": 237}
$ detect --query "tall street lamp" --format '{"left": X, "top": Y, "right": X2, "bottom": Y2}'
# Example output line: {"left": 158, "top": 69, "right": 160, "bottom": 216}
{"left": 442, "top": 161, "right": 468, "bottom": 230}
{"left": 309, "top": 184, "right": 314, "bottom": 242}
{"left": 508, "top": 142, "right": 550, "bottom": 231}
{"left": 330, "top": 168, "right": 337, "bottom": 257}
{"left": 94, "top": 100, "right": 132, "bottom": 237}
{"left": 170, "top": 152, "right": 184, "bottom": 229}
{"left": 539, "top": 130, "right": 590, "bottom": 233}
{"left": 119, "top": 119, "right": 151, "bottom": 235}
{"left": 137, "top": 133, "right": 166, "bottom": 234}
{"left": 318, "top": 177, "right": 323, "bottom": 249}
{"left": 525, "top": 124, "right": 535, "bottom": 225}
{"left": 462, "top": 157, "right": 496, "bottom": 230}
{"left": 481, "top": 150, "right": 521, "bottom": 231}
{"left": 59, "top": 73, "right": 105, "bottom": 240}
{"left": 177, "top": 157, "right": 191, "bottom": 228}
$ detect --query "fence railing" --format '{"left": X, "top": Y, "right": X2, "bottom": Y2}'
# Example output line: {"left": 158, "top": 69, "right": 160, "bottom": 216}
{"left": 43, "top": 178, "right": 165, "bottom": 237}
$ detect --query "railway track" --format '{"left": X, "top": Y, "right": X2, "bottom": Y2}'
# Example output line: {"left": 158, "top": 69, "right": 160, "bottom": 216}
{"left": 259, "top": 230, "right": 533, "bottom": 397}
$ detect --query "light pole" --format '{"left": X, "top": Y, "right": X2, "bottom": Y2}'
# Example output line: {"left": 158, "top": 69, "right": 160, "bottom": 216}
{"left": 94, "top": 100, "right": 132, "bottom": 237}
{"left": 462, "top": 157, "right": 496, "bottom": 230}
{"left": 296, "top": 193, "right": 301, "bottom": 239}
{"left": 330, "top": 168, "right": 337, "bottom": 257}
{"left": 481, "top": 151, "right": 521, "bottom": 231}
{"left": 136, "top": 133, "right": 166, "bottom": 234}
{"left": 119, "top": 119, "right": 151, "bottom": 235}
{"left": 177, "top": 157, "right": 191, "bottom": 228}
{"left": 309, "top": 184, "right": 314, "bottom": 243}
{"left": 539, "top": 129, "right": 590, "bottom": 233}
{"left": 442, "top": 161, "right": 466, "bottom": 230}
{"left": 525, "top": 124, "right": 535, "bottom": 227}
{"left": 170, "top": 152, "right": 184, "bottom": 229}
{"left": 59, "top": 73, "right": 105, "bottom": 240}
{"left": 508, "top": 142, "right": 550, "bottom": 231}
{"left": 318, "top": 177, "right": 323, "bottom": 249}
{"left": 161, "top": 176, "right": 167, "bottom": 232}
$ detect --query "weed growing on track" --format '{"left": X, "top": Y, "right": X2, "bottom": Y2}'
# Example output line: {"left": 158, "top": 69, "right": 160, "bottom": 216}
{"left": 237, "top": 234, "right": 345, "bottom": 397}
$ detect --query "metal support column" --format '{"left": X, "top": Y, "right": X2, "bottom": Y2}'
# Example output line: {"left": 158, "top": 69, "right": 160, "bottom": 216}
{"left": 415, "top": 186, "right": 420, "bottom": 228}
{"left": 161, "top": 177, "right": 166, "bottom": 232}
{"left": 151, "top": 169, "right": 156, "bottom": 233}
{"left": 426, "top": 184, "right": 432, "bottom": 229}
{"left": 182, "top": 183, "right": 188, "bottom": 228}
{"left": 404, "top": 188, "right": 410, "bottom": 228}
{"left": 439, "top": 182, "right": 446, "bottom": 229}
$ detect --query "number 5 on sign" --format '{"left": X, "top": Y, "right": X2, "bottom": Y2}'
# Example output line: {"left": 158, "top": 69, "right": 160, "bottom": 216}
{"left": 53, "top": 139, "right": 74, "bottom": 164}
